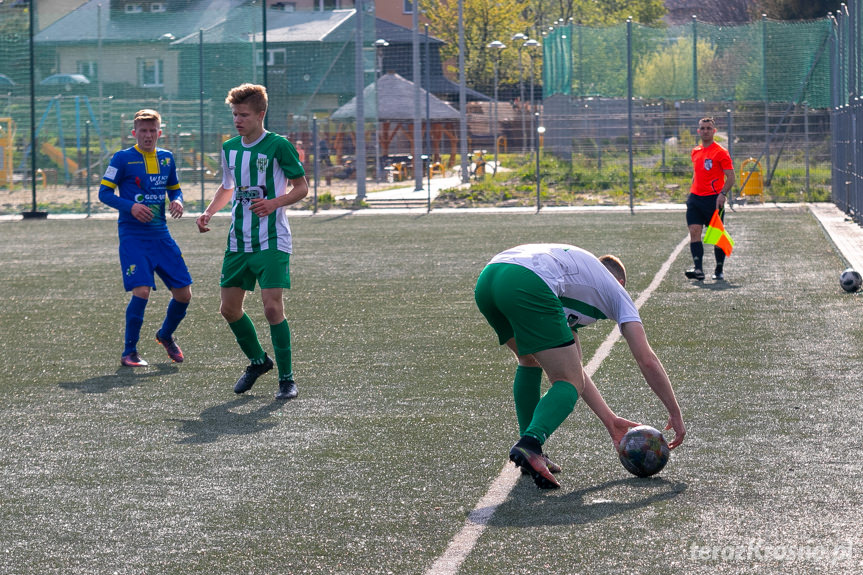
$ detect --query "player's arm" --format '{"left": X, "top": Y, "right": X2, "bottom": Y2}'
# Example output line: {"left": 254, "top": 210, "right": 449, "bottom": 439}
{"left": 566, "top": 336, "right": 642, "bottom": 448}
{"left": 196, "top": 184, "right": 233, "bottom": 233}
{"left": 98, "top": 157, "right": 134, "bottom": 213}
{"left": 166, "top": 155, "right": 184, "bottom": 218}
{"left": 620, "top": 321, "right": 686, "bottom": 448}
{"left": 249, "top": 176, "right": 309, "bottom": 217}
{"left": 167, "top": 184, "right": 184, "bottom": 219}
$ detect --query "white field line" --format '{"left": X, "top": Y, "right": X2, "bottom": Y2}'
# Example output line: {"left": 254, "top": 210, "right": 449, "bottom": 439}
{"left": 425, "top": 234, "right": 691, "bottom": 575}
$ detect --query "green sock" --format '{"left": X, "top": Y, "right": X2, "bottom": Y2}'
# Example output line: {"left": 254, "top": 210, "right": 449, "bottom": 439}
{"left": 524, "top": 380, "right": 579, "bottom": 444}
{"left": 269, "top": 320, "right": 293, "bottom": 381}
{"left": 228, "top": 313, "right": 266, "bottom": 363}
{"left": 513, "top": 365, "right": 543, "bottom": 436}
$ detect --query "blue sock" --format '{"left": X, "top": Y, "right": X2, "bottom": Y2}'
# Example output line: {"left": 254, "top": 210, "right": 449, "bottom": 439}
{"left": 123, "top": 295, "right": 148, "bottom": 356}
{"left": 158, "top": 298, "right": 189, "bottom": 340}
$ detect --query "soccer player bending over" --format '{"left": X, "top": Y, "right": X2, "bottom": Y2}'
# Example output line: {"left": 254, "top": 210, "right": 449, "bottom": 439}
{"left": 475, "top": 244, "right": 686, "bottom": 488}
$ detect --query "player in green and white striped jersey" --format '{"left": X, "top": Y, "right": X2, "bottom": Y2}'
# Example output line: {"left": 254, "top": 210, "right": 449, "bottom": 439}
{"left": 197, "top": 83, "right": 308, "bottom": 400}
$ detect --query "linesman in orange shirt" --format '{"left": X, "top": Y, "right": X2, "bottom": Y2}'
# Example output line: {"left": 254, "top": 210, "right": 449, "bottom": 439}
{"left": 685, "top": 117, "right": 735, "bottom": 281}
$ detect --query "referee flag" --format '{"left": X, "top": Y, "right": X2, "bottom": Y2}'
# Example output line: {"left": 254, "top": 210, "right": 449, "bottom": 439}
{"left": 703, "top": 209, "right": 734, "bottom": 256}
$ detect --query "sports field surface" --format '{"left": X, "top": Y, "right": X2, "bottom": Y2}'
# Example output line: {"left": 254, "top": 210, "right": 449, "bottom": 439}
{"left": 1, "top": 208, "right": 860, "bottom": 574}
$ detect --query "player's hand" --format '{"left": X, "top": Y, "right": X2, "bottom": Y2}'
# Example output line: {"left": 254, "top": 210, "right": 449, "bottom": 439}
{"left": 664, "top": 415, "right": 686, "bottom": 449}
{"left": 196, "top": 212, "right": 211, "bottom": 233}
{"left": 130, "top": 202, "right": 153, "bottom": 223}
{"left": 609, "top": 416, "right": 642, "bottom": 450}
{"left": 169, "top": 200, "right": 184, "bottom": 219}
{"left": 716, "top": 193, "right": 727, "bottom": 210}
{"left": 250, "top": 197, "right": 277, "bottom": 217}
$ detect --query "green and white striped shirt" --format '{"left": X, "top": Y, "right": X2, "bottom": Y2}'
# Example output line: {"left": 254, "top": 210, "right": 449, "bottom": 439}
{"left": 221, "top": 131, "right": 305, "bottom": 253}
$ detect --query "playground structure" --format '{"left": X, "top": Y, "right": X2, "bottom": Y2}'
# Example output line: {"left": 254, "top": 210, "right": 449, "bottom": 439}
{"left": 0, "top": 117, "right": 13, "bottom": 186}
{"left": 18, "top": 94, "right": 106, "bottom": 185}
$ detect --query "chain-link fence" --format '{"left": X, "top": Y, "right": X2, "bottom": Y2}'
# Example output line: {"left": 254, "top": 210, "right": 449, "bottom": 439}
{"left": 0, "top": 3, "right": 850, "bottom": 215}
{"left": 832, "top": 0, "right": 863, "bottom": 224}
{"left": 0, "top": 1, "right": 387, "bottom": 215}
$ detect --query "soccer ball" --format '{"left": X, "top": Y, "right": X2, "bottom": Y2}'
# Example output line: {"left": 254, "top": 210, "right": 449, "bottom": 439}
{"left": 840, "top": 268, "right": 862, "bottom": 293}
{"left": 617, "top": 425, "right": 670, "bottom": 478}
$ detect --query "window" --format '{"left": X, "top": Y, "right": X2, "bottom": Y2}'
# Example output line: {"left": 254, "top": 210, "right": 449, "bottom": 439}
{"left": 77, "top": 61, "right": 98, "bottom": 81}
{"left": 150, "top": 3, "right": 166, "bottom": 12}
{"left": 255, "top": 48, "right": 287, "bottom": 67}
{"left": 272, "top": 2, "right": 296, "bottom": 11}
{"left": 138, "top": 58, "right": 163, "bottom": 87}
{"left": 125, "top": 4, "right": 143, "bottom": 13}
{"left": 403, "top": 0, "right": 414, "bottom": 14}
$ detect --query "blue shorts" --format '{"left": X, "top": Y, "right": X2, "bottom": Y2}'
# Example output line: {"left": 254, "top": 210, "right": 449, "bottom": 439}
{"left": 118, "top": 237, "right": 193, "bottom": 292}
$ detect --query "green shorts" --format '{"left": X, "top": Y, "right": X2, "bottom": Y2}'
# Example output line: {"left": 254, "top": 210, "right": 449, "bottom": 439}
{"left": 220, "top": 249, "right": 291, "bottom": 291}
{"left": 474, "top": 262, "right": 574, "bottom": 355}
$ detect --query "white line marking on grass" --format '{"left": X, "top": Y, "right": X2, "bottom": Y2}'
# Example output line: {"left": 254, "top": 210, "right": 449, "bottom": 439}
{"left": 425, "top": 235, "right": 690, "bottom": 575}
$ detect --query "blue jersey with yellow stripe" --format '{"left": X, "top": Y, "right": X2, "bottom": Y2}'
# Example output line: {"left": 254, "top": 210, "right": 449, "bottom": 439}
{"left": 98, "top": 144, "right": 182, "bottom": 239}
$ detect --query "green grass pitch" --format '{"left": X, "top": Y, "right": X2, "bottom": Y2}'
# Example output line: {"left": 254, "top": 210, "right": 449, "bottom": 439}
{"left": 0, "top": 208, "right": 860, "bottom": 574}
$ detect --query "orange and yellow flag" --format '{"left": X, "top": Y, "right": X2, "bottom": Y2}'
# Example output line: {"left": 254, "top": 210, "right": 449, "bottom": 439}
{"left": 703, "top": 209, "right": 734, "bottom": 256}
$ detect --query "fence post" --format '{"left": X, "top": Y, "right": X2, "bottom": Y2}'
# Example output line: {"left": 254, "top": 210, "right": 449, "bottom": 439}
{"left": 627, "top": 17, "right": 634, "bottom": 215}
{"left": 762, "top": 14, "right": 771, "bottom": 186}
{"left": 692, "top": 16, "right": 698, "bottom": 103}
{"left": 804, "top": 102, "right": 810, "bottom": 201}
{"left": 312, "top": 116, "right": 318, "bottom": 214}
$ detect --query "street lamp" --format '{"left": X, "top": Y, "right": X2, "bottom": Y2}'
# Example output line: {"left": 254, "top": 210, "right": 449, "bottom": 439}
{"left": 523, "top": 38, "right": 540, "bottom": 156}
{"left": 374, "top": 38, "right": 389, "bottom": 183}
{"left": 536, "top": 120, "right": 545, "bottom": 212}
{"left": 487, "top": 39, "right": 505, "bottom": 175}
{"left": 512, "top": 32, "right": 528, "bottom": 152}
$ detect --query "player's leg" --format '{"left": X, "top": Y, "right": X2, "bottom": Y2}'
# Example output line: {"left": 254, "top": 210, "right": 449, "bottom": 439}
{"left": 257, "top": 250, "right": 296, "bottom": 400}
{"left": 220, "top": 252, "right": 272, "bottom": 393}
{"left": 154, "top": 239, "right": 192, "bottom": 362}
{"left": 481, "top": 263, "right": 574, "bottom": 487}
{"left": 476, "top": 264, "right": 537, "bottom": 431}
{"left": 122, "top": 285, "right": 151, "bottom": 366}
{"left": 712, "top": 211, "right": 726, "bottom": 280}
{"left": 685, "top": 194, "right": 710, "bottom": 280}
{"left": 119, "top": 241, "right": 155, "bottom": 367}
{"left": 503, "top": 341, "right": 562, "bottom": 475}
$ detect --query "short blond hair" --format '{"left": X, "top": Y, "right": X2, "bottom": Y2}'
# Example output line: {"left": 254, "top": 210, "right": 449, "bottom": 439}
{"left": 226, "top": 83, "right": 268, "bottom": 113}
{"left": 599, "top": 254, "right": 627, "bottom": 286}
{"left": 133, "top": 109, "right": 161, "bottom": 129}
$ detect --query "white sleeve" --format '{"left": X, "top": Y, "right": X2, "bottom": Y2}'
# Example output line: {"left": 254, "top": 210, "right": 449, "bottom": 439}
{"left": 221, "top": 149, "right": 235, "bottom": 190}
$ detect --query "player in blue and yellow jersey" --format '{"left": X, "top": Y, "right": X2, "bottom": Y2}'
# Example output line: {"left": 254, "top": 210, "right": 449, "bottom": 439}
{"left": 196, "top": 84, "right": 308, "bottom": 400}
{"left": 99, "top": 109, "right": 192, "bottom": 367}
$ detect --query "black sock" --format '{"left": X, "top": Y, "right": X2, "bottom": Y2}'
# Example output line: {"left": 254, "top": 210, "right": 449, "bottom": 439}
{"left": 690, "top": 242, "right": 704, "bottom": 270}
{"left": 714, "top": 246, "right": 725, "bottom": 271}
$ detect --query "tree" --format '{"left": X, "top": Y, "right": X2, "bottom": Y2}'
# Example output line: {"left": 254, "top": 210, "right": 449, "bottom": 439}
{"left": 422, "top": 0, "right": 531, "bottom": 92}
{"left": 634, "top": 37, "right": 718, "bottom": 99}
{"left": 754, "top": 0, "right": 843, "bottom": 20}
{"left": 421, "top": 0, "right": 666, "bottom": 93}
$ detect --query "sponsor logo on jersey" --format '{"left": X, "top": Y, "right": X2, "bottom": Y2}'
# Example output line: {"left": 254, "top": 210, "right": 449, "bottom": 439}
{"left": 148, "top": 174, "right": 169, "bottom": 187}
{"left": 135, "top": 192, "right": 166, "bottom": 203}
{"left": 104, "top": 166, "right": 118, "bottom": 180}
{"left": 237, "top": 185, "right": 266, "bottom": 204}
